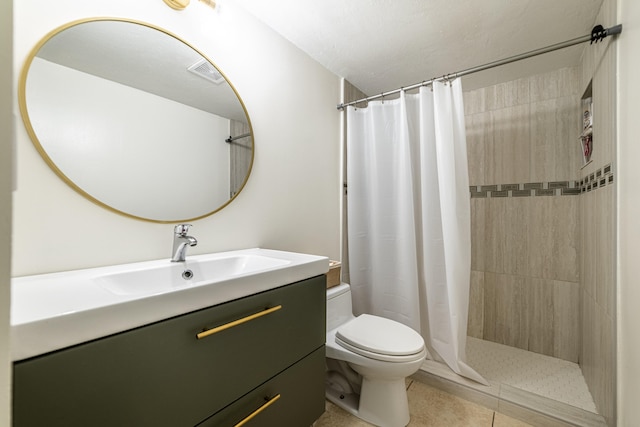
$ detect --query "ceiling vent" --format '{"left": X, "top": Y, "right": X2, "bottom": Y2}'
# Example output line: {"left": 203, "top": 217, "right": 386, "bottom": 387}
{"left": 187, "top": 59, "right": 225, "bottom": 85}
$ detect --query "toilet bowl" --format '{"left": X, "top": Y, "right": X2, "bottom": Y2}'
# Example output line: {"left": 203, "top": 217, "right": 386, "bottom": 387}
{"left": 325, "top": 283, "right": 426, "bottom": 427}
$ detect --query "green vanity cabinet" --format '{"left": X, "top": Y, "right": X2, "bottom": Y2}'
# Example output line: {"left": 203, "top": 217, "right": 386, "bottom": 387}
{"left": 13, "top": 275, "right": 327, "bottom": 427}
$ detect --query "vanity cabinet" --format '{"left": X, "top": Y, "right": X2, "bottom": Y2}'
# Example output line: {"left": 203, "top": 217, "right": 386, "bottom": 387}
{"left": 13, "top": 275, "right": 326, "bottom": 427}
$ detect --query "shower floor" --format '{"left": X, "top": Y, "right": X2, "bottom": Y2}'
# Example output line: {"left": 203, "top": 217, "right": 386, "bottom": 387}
{"left": 415, "top": 337, "right": 607, "bottom": 426}
{"left": 466, "top": 337, "right": 596, "bottom": 412}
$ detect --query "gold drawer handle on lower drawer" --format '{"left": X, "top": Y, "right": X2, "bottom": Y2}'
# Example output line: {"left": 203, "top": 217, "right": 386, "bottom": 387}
{"left": 196, "top": 305, "right": 282, "bottom": 340}
{"left": 234, "top": 394, "right": 281, "bottom": 427}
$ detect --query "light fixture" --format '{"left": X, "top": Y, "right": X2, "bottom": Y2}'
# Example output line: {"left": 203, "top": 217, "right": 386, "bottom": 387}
{"left": 198, "top": 0, "right": 216, "bottom": 9}
{"left": 163, "top": 0, "right": 190, "bottom": 10}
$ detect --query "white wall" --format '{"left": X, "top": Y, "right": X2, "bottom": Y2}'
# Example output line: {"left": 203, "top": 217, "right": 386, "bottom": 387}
{"left": 12, "top": 0, "right": 342, "bottom": 276}
{"left": 1, "top": 0, "right": 12, "bottom": 423}
{"left": 616, "top": 0, "right": 640, "bottom": 423}
{"left": 27, "top": 58, "right": 231, "bottom": 221}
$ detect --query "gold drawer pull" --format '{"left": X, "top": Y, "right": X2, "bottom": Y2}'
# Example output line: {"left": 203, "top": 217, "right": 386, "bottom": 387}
{"left": 196, "top": 305, "right": 282, "bottom": 340}
{"left": 234, "top": 394, "right": 281, "bottom": 427}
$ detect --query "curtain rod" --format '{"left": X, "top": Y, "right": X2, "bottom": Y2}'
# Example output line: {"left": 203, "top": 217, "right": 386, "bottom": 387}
{"left": 225, "top": 132, "right": 251, "bottom": 143}
{"left": 337, "top": 24, "right": 622, "bottom": 110}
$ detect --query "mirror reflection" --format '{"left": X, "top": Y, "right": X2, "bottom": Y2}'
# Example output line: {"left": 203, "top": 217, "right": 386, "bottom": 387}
{"left": 19, "top": 18, "right": 254, "bottom": 222}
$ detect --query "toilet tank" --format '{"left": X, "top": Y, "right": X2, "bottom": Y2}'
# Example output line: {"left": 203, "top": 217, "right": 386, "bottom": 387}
{"left": 326, "top": 283, "right": 355, "bottom": 331}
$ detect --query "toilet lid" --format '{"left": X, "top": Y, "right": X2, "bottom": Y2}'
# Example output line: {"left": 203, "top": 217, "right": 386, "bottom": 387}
{"left": 336, "top": 314, "right": 425, "bottom": 358}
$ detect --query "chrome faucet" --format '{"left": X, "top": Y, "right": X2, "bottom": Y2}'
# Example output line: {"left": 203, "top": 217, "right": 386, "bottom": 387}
{"left": 171, "top": 224, "right": 197, "bottom": 262}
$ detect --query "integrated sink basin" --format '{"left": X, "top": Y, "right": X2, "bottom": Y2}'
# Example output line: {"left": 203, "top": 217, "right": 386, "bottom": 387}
{"left": 11, "top": 248, "right": 329, "bottom": 361}
{"left": 96, "top": 254, "right": 291, "bottom": 296}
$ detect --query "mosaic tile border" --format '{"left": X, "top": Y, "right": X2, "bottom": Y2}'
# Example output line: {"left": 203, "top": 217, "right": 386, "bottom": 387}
{"left": 469, "top": 164, "right": 614, "bottom": 198}
{"left": 470, "top": 181, "right": 580, "bottom": 198}
{"left": 579, "top": 163, "right": 614, "bottom": 193}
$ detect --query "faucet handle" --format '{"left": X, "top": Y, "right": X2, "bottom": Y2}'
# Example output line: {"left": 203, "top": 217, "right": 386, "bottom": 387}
{"left": 174, "top": 224, "right": 192, "bottom": 236}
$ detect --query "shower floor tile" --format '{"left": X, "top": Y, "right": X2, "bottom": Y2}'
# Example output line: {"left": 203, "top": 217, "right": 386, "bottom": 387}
{"left": 465, "top": 337, "right": 597, "bottom": 413}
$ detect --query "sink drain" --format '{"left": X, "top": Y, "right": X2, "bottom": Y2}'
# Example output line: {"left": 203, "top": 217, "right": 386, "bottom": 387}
{"left": 182, "top": 269, "right": 194, "bottom": 280}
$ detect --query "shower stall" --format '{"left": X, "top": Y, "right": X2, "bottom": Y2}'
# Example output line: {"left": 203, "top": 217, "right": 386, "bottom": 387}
{"left": 341, "top": 2, "right": 617, "bottom": 423}
{"left": 445, "top": 60, "right": 615, "bottom": 426}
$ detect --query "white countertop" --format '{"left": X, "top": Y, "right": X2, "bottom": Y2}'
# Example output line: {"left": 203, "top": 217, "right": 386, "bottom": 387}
{"left": 11, "top": 248, "right": 329, "bottom": 361}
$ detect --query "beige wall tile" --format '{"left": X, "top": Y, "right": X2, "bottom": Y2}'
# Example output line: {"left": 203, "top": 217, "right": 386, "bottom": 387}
{"left": 466, "top": 112, "right": 492, "bottom": 185}
{"left": 594, "top": 187, "right": 605, "bottom": 308}
{"left": 490, "top": 105, "right": 531, "bottom": 184}
{"left": 504, "top": 77, "right": 531, "bottom": 108}
{"left": 484, "top": 198, "right": 506, "bottom": 274}
{"left": 530, "top": 96, "right": 581, "bottom": 183}
{"left": 470, "top": 198, "right": 487, "bottom": 271}
{"left": 598, "top": 185, "right": 615, "bottom": 317}
{"left": 468, "top": 271, "right": 484, "bottom": 338}
{"left": 600, "top": 309, "right": 615, "bottom": 426}
{"left": 592, "top": 48, "right": 616, "bottom": 170}
{"left": 557, "top": 67, "right": 581, "bottom": 98}
{"left": 526, "top": 196, "right": 555, "bottom": 279}
{"left": 580, "top": 287, "right": 615, "bottom": 423}
{"left": 503, "top": 197, "right": 530, "bottom": 277}
{"left": 555, "top": 95, "right": 583, "bottom": 180}
{"left": 553, "top": 280, "right": 580, "bottom": 363}
{"left": 580, "top": 293, "right": 594, "bottom": 392}
{"left": 483, "top": 272, "right": 497, "bottom": 342}
{"left": 486, "top": 78, "right": 530, "bottom": 111}
{"left": 551, "top": 195, "right": 579, "bottom": 283}
{"left": 582, "top": 191, "right": 596, "bottom": 299}
{"left": 530, "top": 70, "right": 560, "bottom": 102}
{"left": 490, "top": 273, "right": 526, "bottom": 349}
{"left": 485, "top": 84, "right": 503, "bottom": 112}
{"left": 578, "top": 0, "right": 617, "bottom": 421}
{"left": 526, "top": 277, "right": 554, "bottom": 356}
{"left": 530, "top": 98, "right": 560, "bottom": 182}
{"left": 463, "top": 88, "right": 487, "bottom": 115}
{"left": 485, "top": 197, "right": 530, "bottom": 277}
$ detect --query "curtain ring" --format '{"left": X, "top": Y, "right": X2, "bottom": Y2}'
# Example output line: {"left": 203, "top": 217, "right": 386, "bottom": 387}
{"left": 380, "top": 93, "right": 385, "bottom": 104}
{"left": 430, "top": 77, "right": 438, "bottom": 91}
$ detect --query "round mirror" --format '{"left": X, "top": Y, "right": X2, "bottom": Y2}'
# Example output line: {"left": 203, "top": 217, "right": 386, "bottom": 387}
{"left": 19, "top": 18, "right": 254, "bottom": 223}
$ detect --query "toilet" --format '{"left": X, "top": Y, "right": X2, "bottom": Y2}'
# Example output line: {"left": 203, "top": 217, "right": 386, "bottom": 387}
{"left": 325, "top": 283, "right": 426, "bottom": 427}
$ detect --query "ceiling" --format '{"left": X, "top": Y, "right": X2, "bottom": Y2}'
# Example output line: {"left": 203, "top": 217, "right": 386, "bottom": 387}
{"left": 232, "top": 0, "right": 605, "bottom": 95}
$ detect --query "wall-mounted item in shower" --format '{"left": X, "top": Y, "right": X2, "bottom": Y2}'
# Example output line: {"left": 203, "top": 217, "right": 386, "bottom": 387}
{"left": 580, "top": 84, "right": 593, "bottom": 166}
{"left": 18, "top": 18, "right": 254, "bottom": 223}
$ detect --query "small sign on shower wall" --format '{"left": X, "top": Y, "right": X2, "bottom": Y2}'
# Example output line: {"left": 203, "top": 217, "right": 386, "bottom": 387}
{"left": 580, "top": 97, "right": 593, "bottom": 165}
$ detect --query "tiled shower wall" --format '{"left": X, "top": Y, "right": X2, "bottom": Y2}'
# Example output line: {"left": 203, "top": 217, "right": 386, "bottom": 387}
{"left": 465, "top": 0, "right": 618, "bottom": 418}
{"left": 464, "top": 67, "right": 583, "bottom": 363}
{"left": 579, "top": 0, "right": 617, "bottom": 424}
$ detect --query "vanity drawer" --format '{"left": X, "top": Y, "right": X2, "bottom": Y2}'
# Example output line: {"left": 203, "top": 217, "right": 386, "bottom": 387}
{"left": 198, "top": 346, "right": 326, "bottom": 427}
{"left": 13, "top": 275, "right": 326, "bottom": 427}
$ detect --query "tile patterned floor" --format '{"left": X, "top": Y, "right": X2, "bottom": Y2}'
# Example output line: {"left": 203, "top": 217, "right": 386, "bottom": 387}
{"left": 314, "top": 379, "right": 533, "bottom": 427}
{"left": 465, "top": 337, "right": 597, "bottom": 413}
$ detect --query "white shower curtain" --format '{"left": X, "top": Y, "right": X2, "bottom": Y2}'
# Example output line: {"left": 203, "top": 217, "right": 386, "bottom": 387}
{"left": 346, "top": 80, "right": 487, "bottom": 385}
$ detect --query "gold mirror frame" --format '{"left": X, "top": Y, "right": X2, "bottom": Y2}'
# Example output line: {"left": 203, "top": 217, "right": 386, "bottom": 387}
{"left": 18, "top": 17, "right": 254, "bottom": 223}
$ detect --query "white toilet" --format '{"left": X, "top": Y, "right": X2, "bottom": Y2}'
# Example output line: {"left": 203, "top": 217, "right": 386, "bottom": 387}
{"left": 325, "top": 283, "right": 426, "bottom": 427}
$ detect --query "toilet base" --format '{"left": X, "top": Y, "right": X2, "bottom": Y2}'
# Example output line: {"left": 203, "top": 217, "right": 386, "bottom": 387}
{"left": 325, "top": 377, "right": 410, "bottom": 427}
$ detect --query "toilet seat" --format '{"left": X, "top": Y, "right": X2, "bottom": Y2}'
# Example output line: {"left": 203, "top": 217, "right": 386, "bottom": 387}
{"left": 335, "top": 314, "right": 425, "bottom": 363}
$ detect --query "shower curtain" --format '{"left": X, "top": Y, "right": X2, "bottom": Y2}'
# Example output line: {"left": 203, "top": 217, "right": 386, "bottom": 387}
{"left": 346, "top": 80, "right": 487, "bottom": 385}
